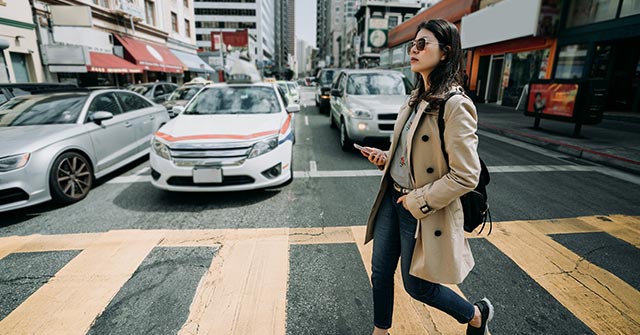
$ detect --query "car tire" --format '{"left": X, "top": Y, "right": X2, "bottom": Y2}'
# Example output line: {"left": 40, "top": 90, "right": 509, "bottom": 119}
{"left": 340, "top": 120, "right": 353, "bottom": 151}
{"left": 49, "top": 152, "right": 94, "bottom": 204}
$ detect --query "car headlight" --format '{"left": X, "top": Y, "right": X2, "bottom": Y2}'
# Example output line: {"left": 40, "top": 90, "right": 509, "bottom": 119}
{"left": 0, "top": 153, "right": 30, "bottom": 172}
{"left": 350, "top": 108, "right": 372, "bottom": 119}
{"left": 248, "top": 137, "right": 278, "bottom": 159}
{"left": 152, "top": 138, "right": 171, "bottom": 160}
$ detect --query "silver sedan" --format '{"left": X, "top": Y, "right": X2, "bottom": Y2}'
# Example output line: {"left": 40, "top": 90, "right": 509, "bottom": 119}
{"left": 0, "top": 89, "right": 169, "bottom": 212}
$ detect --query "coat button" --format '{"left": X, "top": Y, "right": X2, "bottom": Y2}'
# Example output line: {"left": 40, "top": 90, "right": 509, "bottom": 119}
{"left": 434, "top": 230, "right": 442, "bottom": 237}
{"left": 427, "top": 167, "right": 434, "bottom": 173}
{"left": 421, "top": 135, "right": 429, "bottom": 141}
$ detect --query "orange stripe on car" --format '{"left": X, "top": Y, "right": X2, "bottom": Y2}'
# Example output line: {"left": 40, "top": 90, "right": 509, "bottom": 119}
{"left": 156, "top": 130, "right": 278, "bottom": 142}
{"left": 280, "top": 115, "right": 292, "bottom": 135}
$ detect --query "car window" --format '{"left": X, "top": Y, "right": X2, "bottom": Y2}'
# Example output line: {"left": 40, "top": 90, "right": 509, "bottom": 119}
{"left": 0, "top": 92, "right": 8, "bottom": 105}
{"left": 337, "top": 74, "right": 346, "bottom": 92}
{"left": 129, "top": 85, "right": 153, "bottom": 97}
{"left": 168, "top": 86, "right": 201, "bottom": 101}
{"left": 277, "top": 83, "right": 289, "bottom": 94}
{"left": 277, "top": 86, "right": 289, "bottom": 107}
{"left": 0, "top": 94, "right": 87, "bottom": 126}
{"left": 287, "top": 83, "right": 297, "bottom": 95}
{"left": 346, "top": 73, "right": 408, "bottom": 95}
{"left": 318, "top": 70, "right": 335, "bottom": 86}
{"left": 88, "top": 93, "right": 124, "bottom": 116}
{"left": 116, "top": 92, "right": 152, "bottom": 112}
{"left": 7, "top": 88, "right": 30, "bottom": 97}
{"left": 166, "top": 84, "right": 178, "bottom": 93}
{"left": 184, "top": 86, "right": 281, "bottom": 115}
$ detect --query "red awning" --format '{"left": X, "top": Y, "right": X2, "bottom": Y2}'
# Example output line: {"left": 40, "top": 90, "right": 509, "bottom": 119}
{"left": 87, "top": 52, "right": 143, "bottom": 74}
{"left": 114, "top": 35, "right": 184, "bottom": 73}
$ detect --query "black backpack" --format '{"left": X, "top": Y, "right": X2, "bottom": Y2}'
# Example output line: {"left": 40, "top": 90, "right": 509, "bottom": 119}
{"left": 437, "top": 92, "right": 492, "bottom": 234}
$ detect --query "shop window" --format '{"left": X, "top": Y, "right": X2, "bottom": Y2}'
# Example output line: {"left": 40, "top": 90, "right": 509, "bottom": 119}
{"left": 590, "top": 44, "right": 613, "bottom": 79}
{"left": 566, "top": 0, "right": 618, "bottom": 27}
{"left": 388, "top": 16, "right": 398, "bottom": 29}
{"left": 621, "top": 0, "right": 640, "bottom": 16}
{"left": 10, "top": 53, "right": 30, "bottom": 83}
{"left": 555, "top": 44, "right": 589, "bottom": 79}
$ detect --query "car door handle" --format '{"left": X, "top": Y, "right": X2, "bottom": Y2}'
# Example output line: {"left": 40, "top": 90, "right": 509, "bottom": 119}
{"left": 125, "top": 122, "right": 133, "bottom": 128}
{"left": 149, "top": 115, "right": 155, "bottom": 120}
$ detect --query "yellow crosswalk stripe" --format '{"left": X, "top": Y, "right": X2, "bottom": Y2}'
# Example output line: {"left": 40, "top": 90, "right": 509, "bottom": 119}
{"left": 0, "top": 215, "right": 638, "bottom": 335}
{"left": 0, "top": 230, "right": 164, "bottom": 335}
{"left": 487, "top": 220, "right": 640, "bottom": 334}
{"left": 179, "top": 228, "right": 289, "bottom": 335}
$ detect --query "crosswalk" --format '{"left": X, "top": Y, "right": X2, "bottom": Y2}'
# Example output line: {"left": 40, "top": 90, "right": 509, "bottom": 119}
{"left": 0, "top": 215, "right": 638, "bottom": 334}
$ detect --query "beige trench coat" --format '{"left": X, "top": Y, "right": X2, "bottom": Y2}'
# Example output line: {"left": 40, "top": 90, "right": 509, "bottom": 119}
{"left": 364, "top": 91, "right": 481, "bottom": 285}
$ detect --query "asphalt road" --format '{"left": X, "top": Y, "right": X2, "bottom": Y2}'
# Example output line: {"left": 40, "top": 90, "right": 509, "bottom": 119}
{"left": 1, "top": 87, "right": 639, "bottom": 335}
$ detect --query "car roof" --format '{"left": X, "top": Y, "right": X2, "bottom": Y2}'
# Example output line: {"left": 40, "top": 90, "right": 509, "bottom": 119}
{"left": 338, "top": 69, "right": 405, "bottom": 76}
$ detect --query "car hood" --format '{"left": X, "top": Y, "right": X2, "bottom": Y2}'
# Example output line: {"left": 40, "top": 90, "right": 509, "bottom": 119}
{"left": 157, "top": 113, "right": 286, "bottom": 143}
{"left": 347, "top": 95, "right": 407, "bottom": 113}
{"left": 0, "top": 125, "right": 77, "bottom": 157}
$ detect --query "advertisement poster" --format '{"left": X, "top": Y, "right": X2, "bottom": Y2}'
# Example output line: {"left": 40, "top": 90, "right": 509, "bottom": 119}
{"left": 527, "top": 83, "right": 579, "bottom": 118}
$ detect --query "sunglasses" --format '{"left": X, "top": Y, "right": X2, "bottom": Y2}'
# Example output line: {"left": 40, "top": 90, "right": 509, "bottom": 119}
{"left": 406, "top": 37, "right": 444, "bottom": 55}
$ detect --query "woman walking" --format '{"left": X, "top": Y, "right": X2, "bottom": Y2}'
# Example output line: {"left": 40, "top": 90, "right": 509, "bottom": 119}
{"left": 358, "top": 19, "right": 494, "bottom": 335}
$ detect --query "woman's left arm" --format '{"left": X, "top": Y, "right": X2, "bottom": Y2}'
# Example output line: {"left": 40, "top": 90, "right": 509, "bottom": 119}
{"left": 404, "top": 96, "right": 481, "bottom": 219}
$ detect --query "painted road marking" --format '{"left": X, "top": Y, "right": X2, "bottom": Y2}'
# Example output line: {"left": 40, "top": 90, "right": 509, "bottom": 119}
{"left": 0, "top": 216, "right": 638, "bottom": 334}
{"left": 304, "top": 115, "right": 309, "bottom": 126}
{"left": 107, "top": 165, "right": 604, "bottom": 184}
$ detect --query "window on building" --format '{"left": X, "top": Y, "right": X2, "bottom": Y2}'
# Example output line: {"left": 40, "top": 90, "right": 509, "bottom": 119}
{"left": 185, "top": 19, "right": 191, "bottom": 37}
{"left": 171, "top": 12, "right": 178, "bottom": 33}
{"left": 555, "top": 44, "right": 589, "bottom": 79}
{"left": 184, "top": 0, "right": 189, "bottom": 7}
{"left": 92, "top": 0, "right": 109, "bottom": 7}
{"left": 621, "top": 0, "right": 640, "bottom": 17}
{"left": 566, "top": 0, "right": 618, "bottom": 28}
{"left": 145, "top": 0, "right": 155, "bottom": 26}
{"left": 388, "top": 16, "right": 398, "bottom": 29}
{"left": 194, "top": 8, "right": 256, "bottom": 15}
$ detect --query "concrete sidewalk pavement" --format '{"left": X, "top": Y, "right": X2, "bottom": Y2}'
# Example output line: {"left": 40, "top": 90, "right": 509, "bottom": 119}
{"left": 476, "top": 103, "right": 640, "bottom": 174}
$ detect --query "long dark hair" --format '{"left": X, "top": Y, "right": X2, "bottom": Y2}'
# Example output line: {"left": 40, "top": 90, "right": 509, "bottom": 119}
{"left": 408, "top": 19, "right": 464, "bottom": 108}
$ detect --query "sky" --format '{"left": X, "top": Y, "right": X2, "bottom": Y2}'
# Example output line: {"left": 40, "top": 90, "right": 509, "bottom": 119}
{"left": 295, "top": 0, "right": 317, "bottom": 48}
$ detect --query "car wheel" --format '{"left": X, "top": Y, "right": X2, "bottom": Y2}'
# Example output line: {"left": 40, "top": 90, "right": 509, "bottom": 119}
{"left": 340, "top": 120, "right": 353, "bottom": 151}
{"left": 49, "top": 152, "right": 94, "bottom": 204}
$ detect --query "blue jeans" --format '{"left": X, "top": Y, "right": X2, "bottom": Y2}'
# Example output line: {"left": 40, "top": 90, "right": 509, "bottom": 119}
{"left": 371, "top": 187, "right": 475, "bottom": 329}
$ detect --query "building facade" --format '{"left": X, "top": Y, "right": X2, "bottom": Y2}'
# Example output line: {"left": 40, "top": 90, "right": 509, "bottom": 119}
{"left": 0, "top": 0, "right": 45, "bottom": 83}
{"left": 316, "top": 0, "right": 330, "bottom": 69}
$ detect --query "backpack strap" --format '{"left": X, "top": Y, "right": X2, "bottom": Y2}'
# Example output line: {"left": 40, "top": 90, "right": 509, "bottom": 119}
{"left": 437, "top": 90, "right": 464, "bottom": 166}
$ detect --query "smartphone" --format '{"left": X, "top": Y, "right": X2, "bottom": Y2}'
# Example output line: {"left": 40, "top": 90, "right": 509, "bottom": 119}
{"left": 353, "top": 143, "right": 372, "bottom": 154}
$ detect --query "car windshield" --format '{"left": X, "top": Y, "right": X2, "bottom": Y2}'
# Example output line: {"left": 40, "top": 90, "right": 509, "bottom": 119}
{"left": 287, "top": 83, "right": 298, "bottom": 95}
{"left": 346, "top": 73, "right": 410, "bottom": 95}
{"left": 184, "top": 86, "right": 280, "bottom": 115}
{"left": 129, "top": 85, "right": 153, "bottom": 96}
{"left": 168, "top": 86, "right": 201, "bottom": 101}
{"left": 277, "top": 83, "right": 289, "bottom": 94}
{"left": 0, "top": 94, "right": 87, "bottom": 126}
{"left": 319, "top": 70, "right": 335, "bottom": 85}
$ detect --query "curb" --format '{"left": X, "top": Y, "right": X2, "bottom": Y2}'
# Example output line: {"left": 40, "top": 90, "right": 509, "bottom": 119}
{"left": 478, "top": 122, "right": 640, "bottom": 175}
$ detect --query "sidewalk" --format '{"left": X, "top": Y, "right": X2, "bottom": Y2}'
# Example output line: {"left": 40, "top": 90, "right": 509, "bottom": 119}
{"left": 476, "top": 103, "right": 640, "bottom": 174}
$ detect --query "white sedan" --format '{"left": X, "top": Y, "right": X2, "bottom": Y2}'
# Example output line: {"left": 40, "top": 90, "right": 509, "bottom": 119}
{"left": 149, "top": 81, "right": 299, "bottom": 192}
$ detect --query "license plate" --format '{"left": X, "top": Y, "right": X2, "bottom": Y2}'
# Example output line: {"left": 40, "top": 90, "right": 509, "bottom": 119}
{"left": 193, "top": 167, "right": 222, "bottom": 183}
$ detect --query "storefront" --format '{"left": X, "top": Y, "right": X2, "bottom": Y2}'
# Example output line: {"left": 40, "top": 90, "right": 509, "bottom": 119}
{"left": 461, "top": 0, "right": 561, "bottom": 106}
{"left": 170, "top": 49, "right": 216, "bottom": 82}
{"left": 553, "top": 0, "right": 640, "bottom": 113}
{"left": 114, "top": 35, "right": 184, "bottom": 84}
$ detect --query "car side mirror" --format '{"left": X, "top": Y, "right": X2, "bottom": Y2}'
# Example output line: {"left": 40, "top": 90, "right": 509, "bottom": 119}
{"left": 172, "top": 106, "right": 185, "bottom": 116}
{"left": 286, "top": 104, "right": 300, "bottom": 113}
{"left": 331, "top": 88, "right": 343, "bottom": 97}
{"left": 91, "top": 111, "right": 114, "bottom": 125}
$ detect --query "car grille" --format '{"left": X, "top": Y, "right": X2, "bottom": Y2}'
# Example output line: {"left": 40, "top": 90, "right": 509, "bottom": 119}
{"left": 378, "top": 114, "right": 397, "bottom": 120}
{"left": 378, "top": 124, "right": 394, "bottom": 131}
{"left": 167, "top": 175, "right": 255, "bottom": 187}
{"left": 169, "top": 141, "right": 253, "bottom": 167}
{"left": 0, "top": 188, "right": 29, "bottom": 206}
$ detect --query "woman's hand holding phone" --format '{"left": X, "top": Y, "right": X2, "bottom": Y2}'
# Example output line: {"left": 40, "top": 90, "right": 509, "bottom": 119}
{"left": 354, "top": 144, "right": 387, "bottom": 167}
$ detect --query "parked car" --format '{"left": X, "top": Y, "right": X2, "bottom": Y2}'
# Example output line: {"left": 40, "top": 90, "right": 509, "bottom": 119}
{"left": 0, "top": 90, "right": 169, "bottom": 212}
{"left": 0, "top": 83, "right": 78, "bottom": 106}
{"left": 128, "top": 82, "right": 178, "bottom": 103}
{"left": 329, "top": 69, "right": 413, "bottom": 150}
{"left": 276, "top": 80, "right": 300, "bottom": 104}
{"left": 162, "top": 83, "right": 206, "bottom": 117}
{"left": 149, "top": 76, "right": 299, "bottom": 192}
{"left": 315, "top": 68, "right": 338, "bottom": 113}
